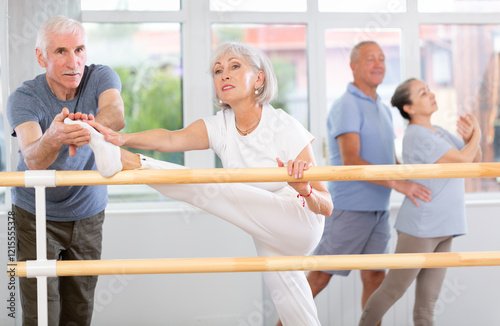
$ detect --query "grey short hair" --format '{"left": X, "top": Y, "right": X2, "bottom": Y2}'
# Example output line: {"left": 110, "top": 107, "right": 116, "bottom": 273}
{"left": 210, "top": 42, "right": 278, "bottom": 109}
{"left": 36, "top": 15, "right": 86, "bottom": 58}
{"left": 350, "top": 40, "right": 380, "bottom": 63}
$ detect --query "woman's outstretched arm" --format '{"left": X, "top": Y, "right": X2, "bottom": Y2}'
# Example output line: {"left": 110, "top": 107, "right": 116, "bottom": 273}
{"left": 88, "top": 119, "right": 210, "bottom": 153}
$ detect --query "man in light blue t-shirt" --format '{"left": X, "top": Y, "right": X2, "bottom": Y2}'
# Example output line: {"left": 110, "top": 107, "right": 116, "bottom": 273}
{"left": 306, "top": 41, "right": 433, "bottom": 317}
{"left": 7, "top": 16, "right": 124, "bottom": 325}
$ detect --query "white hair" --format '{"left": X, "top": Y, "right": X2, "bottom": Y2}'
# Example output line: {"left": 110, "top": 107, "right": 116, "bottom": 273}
{"left": 210, "top": 42, "right": 278, "bottom": 109}
{"left": 36, "top": 15, "right": 86, "bottom": 58}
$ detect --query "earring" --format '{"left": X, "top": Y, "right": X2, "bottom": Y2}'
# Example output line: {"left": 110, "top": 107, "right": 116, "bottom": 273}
{"left": 254, "top": 89, "right": 259, "bottom": 95}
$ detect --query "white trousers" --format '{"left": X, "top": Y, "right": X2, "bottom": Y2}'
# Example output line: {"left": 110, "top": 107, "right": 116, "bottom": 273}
{"left": 139, "top": 155, "right": 325, "bottom": 326}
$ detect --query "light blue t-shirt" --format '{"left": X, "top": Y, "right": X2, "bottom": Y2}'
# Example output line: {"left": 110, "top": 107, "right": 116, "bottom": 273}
{"left": 327, "top": 83, "right": 395, "bottom": 211}
{"left": 7, "top": 64, "right": 122, "bottom": 221}
{"left": 395, "top": 124, "right": 467, "bottom": 238}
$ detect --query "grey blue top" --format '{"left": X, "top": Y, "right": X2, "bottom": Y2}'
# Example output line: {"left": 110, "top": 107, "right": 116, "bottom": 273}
{"left": 327, "top": 83, "right": 396, "bottom": 211}
{"left": 7, "top": 64, "right": 121, "bottom": 221}
{"left": 395, "top": 124, "right": 467, "bottom": 238}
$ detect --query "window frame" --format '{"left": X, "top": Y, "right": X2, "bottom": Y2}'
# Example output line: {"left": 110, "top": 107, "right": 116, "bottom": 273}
{"left": 79, "top": 0, "right": 500, "bottom": 209}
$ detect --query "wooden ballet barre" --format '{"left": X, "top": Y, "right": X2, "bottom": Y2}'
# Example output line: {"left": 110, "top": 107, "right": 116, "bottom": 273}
{"left": 8, "top": 251, "right": 500, "bottom": 277}
{"left": 0, "top": 162, "right": 499, "bottom": 187}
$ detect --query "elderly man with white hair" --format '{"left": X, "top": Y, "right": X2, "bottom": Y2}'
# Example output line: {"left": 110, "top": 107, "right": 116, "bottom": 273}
{"left": 7, "top": 15, "right": 124, "bottom": 325}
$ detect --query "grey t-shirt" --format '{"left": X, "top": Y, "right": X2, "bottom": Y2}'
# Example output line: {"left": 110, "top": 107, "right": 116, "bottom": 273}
{"left": 7, "top": 64, "right": 121, "bottom": 221}
{"left": 395, "top": 124, "right": 467, "bottom": 238}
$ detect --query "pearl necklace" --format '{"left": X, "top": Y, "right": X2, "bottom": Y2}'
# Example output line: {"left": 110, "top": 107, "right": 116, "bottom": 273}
{"left": 235, "top": 119, "right": 260, "bottom": 136}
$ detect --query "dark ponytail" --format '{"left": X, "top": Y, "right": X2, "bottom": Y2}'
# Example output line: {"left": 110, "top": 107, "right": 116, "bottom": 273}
{"left": 391, "top": 78, "right": 416, "bottom": 120}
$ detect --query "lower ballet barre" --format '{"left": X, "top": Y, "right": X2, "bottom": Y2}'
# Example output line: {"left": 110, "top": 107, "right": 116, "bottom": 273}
{"left": 8, "top": 251, "right": 500, "bottom": 278}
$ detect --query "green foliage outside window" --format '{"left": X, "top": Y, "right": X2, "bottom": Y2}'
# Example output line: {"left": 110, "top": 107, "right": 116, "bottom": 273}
{"left": 114, "top": 65, "right": 184, "bottom": 165}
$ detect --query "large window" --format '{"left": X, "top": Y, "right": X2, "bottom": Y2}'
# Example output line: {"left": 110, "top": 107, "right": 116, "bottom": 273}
{"left": 212, "top": 24, "right": 309, "bottom": 128}
{"left": 324, "top": 30, "right": 403, "bottom": 141}
{"left": 80, "top": 0, "right": 500, "bottom": 201}
{"left": 84, "top": 22, "right": 182, "bottom": 202}
{"left": 420, "top": 24, "right": 500, "bottom": 192}
{"left": 211, "top": 24, "right": 308, "bottom": 168}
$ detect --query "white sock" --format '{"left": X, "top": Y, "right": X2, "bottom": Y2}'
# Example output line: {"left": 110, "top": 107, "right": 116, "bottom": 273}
{"left": 64, "top": 118, "right": 123, "bottom": 177}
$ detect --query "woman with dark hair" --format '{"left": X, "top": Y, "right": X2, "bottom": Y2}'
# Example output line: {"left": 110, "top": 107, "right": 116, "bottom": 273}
{"left": 358, "top": 78, "right": 482, "bottom": 326}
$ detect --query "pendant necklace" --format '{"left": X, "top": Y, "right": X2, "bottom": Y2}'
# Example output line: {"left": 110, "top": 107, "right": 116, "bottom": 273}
{"left": 235, "top": 118, "right": 260, "bottom": 136}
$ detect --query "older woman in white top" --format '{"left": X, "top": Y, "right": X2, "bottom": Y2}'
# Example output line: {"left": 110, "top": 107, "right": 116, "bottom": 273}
{"left": 75, "top": 42, "right": 333, "bottom": 326}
